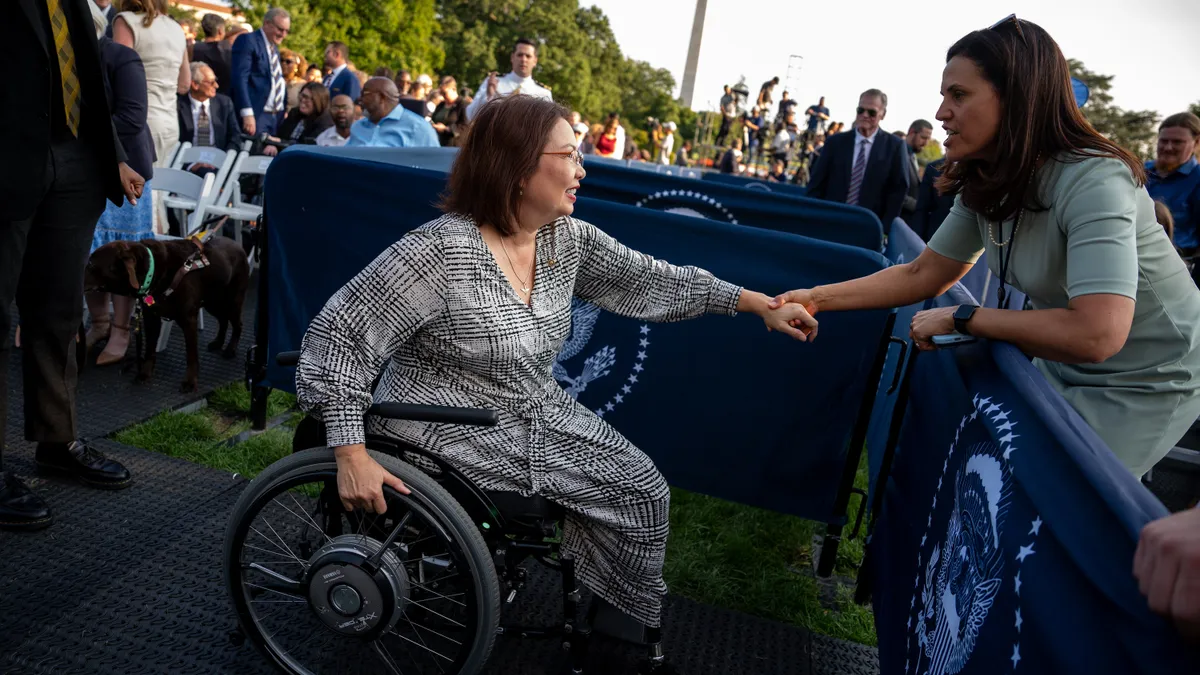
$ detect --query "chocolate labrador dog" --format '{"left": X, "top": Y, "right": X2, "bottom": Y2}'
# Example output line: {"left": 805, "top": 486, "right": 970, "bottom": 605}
{"left": 85, "top": 237, "right": 250, "bottom": 392}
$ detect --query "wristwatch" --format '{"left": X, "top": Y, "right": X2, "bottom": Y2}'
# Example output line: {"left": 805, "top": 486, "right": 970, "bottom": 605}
{"left": 954, "top": 304, "right": 979, "bottom": 336}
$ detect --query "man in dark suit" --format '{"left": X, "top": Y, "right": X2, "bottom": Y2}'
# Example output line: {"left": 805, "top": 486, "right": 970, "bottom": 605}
{"left": 3, "top": 0, "right": 146, "bottom": 531}
{"left": 908, "top": 157, "right": 956, "bottom": 242}
{"left": 900, "top": 119, "right": 933, "bottom": 220}
{"left": 191, "top": 13, "right": 231, "bottom": 95}
{"left": 177, "top": 62, "right": 243, "bottom": 152}
{"left": 230, "top": 7, "right": 289, "bottom": 137}
{"left": 806, "top": 88, "right": 911, "bottom": 234}
{"left": 321, "top": 41, "right": 362, "bottom": 102}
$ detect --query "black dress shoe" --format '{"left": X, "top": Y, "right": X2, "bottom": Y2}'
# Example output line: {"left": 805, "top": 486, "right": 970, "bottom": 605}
{"left": 0, "top": 471, "right": 53, "bottom": 531}
{"left": 36, "top": 440, "right": 132, "bottom": 490}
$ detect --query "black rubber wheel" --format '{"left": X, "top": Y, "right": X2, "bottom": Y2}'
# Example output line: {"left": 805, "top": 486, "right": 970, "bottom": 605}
{"left": 223, "top": 447, "right": 501, "bottom": 674}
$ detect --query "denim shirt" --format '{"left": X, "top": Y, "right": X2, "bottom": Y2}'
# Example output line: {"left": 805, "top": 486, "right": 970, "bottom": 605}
{"left": 1146, "top": 157, "right": 1200, "bottom": 249}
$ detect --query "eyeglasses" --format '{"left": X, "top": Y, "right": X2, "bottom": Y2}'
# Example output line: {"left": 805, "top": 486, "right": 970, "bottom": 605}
{"left": 856, "top": 107, "right": 879, "bottom": 118}
{"left": 988, "top": 13, "right": 1026, "bottom": 43}
{"left": 544, "top": 150, "right": 584, "bottom": 168}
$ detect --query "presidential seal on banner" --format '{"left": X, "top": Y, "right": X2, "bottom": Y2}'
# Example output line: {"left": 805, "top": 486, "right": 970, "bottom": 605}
{"left": 635, "top": 189, "right": 739, "bottom": 224}
{"left": 552, "top": 298, "right": 650, "bottom": 419}
{"left": 906, "top": 394, "right": 1044, "bottom": 674}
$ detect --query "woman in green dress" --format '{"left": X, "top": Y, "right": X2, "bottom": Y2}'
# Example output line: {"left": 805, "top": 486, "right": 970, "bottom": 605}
{"left": 771, "top": 16, "right": 1200, "bottom": 478}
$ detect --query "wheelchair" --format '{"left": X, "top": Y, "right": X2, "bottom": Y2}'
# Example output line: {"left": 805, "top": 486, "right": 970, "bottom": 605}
{"left": 223, "top": 351, "right": 667, "bottom": 674}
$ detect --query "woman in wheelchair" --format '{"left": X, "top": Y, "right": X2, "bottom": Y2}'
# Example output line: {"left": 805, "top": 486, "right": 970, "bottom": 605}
{"left": 293, "top": 95, "right": 816, "bottom": 668}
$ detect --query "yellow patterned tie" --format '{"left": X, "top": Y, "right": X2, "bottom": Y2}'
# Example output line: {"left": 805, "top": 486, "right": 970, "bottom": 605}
{"left": 46, "top": 0, "right": 82, "bottom": 136}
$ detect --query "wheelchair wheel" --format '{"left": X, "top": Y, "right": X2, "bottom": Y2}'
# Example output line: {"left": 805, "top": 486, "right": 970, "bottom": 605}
{"left": 223, "top": 447, "right": 501, "bottom": 674}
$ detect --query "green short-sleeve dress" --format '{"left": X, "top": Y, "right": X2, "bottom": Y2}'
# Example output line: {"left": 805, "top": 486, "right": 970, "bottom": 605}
{"left": 928, "top": 153, "right": 1200, "bottom": 476}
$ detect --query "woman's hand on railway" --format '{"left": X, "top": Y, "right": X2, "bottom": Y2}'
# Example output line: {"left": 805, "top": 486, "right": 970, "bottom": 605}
{"left": 334, "top": 444, "right": 411, "bottom": 514}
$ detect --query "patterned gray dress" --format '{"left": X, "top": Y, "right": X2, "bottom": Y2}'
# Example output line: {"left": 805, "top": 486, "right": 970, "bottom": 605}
{"left": 296, "top": 213, "right": 742, "bottom": 627}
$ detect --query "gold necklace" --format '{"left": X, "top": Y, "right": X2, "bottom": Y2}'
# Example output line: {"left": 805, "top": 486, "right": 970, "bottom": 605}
{"left": 499, "top": 236, "right": 534, "bottom": 295}
{"left": 988, "top": 153, "right": 1041, "bottom": 248}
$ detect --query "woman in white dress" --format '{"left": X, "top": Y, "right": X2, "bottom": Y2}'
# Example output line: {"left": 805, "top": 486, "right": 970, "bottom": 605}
{"left": 296, "top": 94, "right": 818, "bottom": 672}
{"left": 113, "top": 0, "right": 189, "bottom": 232}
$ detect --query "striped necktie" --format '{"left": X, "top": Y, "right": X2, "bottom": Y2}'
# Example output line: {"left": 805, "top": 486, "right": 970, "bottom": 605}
{"left": 46, "top": 0, "right": 82, "bottom": 136}
{"left": 196, "top": 104, "right": 212, "bottom": 146}
{"left": 847, "top": 139, "right": 869, "bottom": 206}
{"left": 268, "top": 43, "right": 284, "bottom": 112}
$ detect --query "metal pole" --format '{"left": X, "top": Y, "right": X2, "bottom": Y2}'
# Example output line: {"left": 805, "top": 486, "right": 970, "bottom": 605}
{"left": 679, "top": 0, "right": 708, "bottom": 109}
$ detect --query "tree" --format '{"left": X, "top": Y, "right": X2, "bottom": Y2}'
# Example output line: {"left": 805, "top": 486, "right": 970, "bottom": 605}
{"left": 232, "top": 0, "right": 443, "bottom": 76}
{"left": 1190, "top": 101, "right": 1200, "bottom": 118}
{"left": 1069, "top": 59, "right": 1159, "bottom": 160}
{"left": 917, "top": 138, "right": 943, "bottom": 166}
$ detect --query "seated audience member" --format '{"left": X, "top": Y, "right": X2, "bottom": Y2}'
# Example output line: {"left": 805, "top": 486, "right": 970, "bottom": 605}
{"left": 176, "top": 62, "right": 242, "bottom": 167}
{"left": 767, "top": 159, "right": 787, "bottom": 182}
{"left": 346, "top": 77, "right": 438, "bottom": 148}
{"left": 267, "top": 82, "right": 334, "bottom": 154}
{"left": 316, "top": 94, "right": 356, "bottom": 147}
{"left": 430, "top": 76, "right": 469, "bottom": 147}
{"left": 294, "top": 94, "right": 816, "bottom": 674}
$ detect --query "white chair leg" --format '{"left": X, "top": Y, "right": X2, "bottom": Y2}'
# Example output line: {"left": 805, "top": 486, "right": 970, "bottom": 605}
{"left": 157, "top": 320, "right": 173, "bottom": 353}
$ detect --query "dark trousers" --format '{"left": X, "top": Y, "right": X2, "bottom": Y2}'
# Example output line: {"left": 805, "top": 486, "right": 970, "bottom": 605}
{"left": 0, "top": 137, "right": 105, "bottom": 467}
{"left": 715, "top": 115, "right": 733, "bottom": 148}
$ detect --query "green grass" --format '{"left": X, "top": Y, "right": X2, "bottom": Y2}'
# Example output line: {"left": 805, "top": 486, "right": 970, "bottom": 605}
{"left": 113, "top": 382, "right": 878, "bottom": 645}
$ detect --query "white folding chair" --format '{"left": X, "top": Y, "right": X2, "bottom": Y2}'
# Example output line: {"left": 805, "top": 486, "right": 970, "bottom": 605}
{"left": 205, "top": 152, "right": 272, "bottom": 257}
{"left": 148, "top": 168, "right": 219, "bottom": 352}
{"left": 164, "top": 147, "right": 235, "bottom": 227}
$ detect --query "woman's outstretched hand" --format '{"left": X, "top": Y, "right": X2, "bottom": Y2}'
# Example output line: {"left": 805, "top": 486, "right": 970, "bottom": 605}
{"left": 739, "top": 290, "right": 818, "bottom": 341}
{"left": 768, "top": 289, "right": 820, "bottom": 331}
{"left": 334, "top": 444, "right": 411, "bottom": 514}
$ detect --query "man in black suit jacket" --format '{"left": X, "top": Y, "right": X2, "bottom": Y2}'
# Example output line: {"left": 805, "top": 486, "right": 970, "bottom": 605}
{"left": 3, "top": 0, "right": 145, "bottom": 531}
{"left": 907, "top": 158, "right": 956, "bottom": 242}
{"left": 900, "top": 119, "right": 933, "bottom": 220}
{"left": 178, "top": 62, "right": 243, "bottom": 153}
{"left": 806, "top": 88, "right": 911, "bottom": 234}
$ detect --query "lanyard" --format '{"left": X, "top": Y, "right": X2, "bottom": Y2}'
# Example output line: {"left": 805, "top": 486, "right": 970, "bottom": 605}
{"left": 994, "top": 208, "right": 1023, "bottom": 310}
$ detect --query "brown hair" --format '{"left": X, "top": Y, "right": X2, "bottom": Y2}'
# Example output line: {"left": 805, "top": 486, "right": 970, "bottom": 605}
{"left": 1160, "top": 112, "right": 1200, "bottom": 138}
{"left": 299, "top": 82, "right": 330, "bottom": 119}
{"left": 1154, "top": 201, "right": 1175, "bottom": 242}
{"left": 438, "top": 95, "right": 572, "bottom": 236}
{"left": 936, "top": 18, "right": 1145, "bottom": 224}
{"left": 121, "top": 0, "right": 167, "bottom": 27}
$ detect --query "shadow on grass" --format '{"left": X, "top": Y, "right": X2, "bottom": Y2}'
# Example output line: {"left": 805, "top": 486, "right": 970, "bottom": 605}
{"left": 114, "top": 382, "right": 878, "bottom": 646}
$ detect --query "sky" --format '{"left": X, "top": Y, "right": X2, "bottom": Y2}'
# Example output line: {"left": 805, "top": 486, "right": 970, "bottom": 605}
{"left": 589, "top": 0, "right": 1200, "bottom": 142}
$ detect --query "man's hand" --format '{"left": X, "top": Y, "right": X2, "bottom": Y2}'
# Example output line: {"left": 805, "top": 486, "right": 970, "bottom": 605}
{"left": 242, "top": 114, "right": 256, "bottom": 135}
{"left": 1134, "top": 508, "right": 1200, "bottom": 642}
{"left": 118, "top": 162, "right": 144, "bottom": 205}
{"left": 486, "top": 72, "right": 499, "bottom": 99}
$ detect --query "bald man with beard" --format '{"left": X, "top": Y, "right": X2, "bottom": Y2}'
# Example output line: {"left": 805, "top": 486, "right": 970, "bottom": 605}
{"left": 345, "top": 77, "right": 438, "bottom": 148}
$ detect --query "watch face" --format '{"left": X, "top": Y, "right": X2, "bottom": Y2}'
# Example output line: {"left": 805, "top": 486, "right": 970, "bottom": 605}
{"left": 955, "top": 305, "right": 977, "bottom": 320}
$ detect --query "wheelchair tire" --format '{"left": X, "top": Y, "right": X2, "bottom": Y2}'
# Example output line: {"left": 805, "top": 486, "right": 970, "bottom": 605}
{"left": 223, "top": 446, "right": 501, "bottom": 674}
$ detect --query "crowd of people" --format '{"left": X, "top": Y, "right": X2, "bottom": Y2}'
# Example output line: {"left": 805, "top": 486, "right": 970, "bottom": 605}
{"left": 3, "top": 3, "right": 1199, "bottom": 671}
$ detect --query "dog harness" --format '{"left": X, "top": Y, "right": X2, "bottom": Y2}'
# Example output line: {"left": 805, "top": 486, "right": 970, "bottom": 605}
{"left": 138, "top": 241, "right": 210, "bottom": 307}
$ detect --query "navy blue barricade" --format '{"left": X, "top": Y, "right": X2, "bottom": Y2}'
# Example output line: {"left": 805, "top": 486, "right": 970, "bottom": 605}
{"left": 261, "top": 147, "right": 895, "bottom": 522}
{"left": 580, "top": 160, "right": 884, "bottom": 252}
{"left": 869, "top": 334, "right": 1200, "bottom": 673}
{"left": 702, "top": 171, "right": 813, "bottom": 199}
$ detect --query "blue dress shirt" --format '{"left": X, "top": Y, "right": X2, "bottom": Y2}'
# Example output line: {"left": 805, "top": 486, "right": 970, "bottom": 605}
{"left": 1146, "top": 157, "right": 1200, "bottom": 249}
{"left": 346, "top": 104, "right": 439, "bottom": 148}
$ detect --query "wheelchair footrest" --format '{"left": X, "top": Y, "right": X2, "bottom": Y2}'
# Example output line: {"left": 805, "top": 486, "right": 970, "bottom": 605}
{"left": 588, "top": 596, "right": 649, "bottom": 645}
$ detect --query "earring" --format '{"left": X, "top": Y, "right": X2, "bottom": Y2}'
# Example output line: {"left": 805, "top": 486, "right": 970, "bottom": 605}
{"left": 519, "top": 189, "right": 523, "bottom": 196}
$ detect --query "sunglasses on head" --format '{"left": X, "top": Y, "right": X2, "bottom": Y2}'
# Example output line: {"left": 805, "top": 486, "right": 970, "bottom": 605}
{"left": 856, "top": 107, "right": 879, "bottom": 118}
{"left": 988, "top": 13, "right": 1026, "bottom": 43}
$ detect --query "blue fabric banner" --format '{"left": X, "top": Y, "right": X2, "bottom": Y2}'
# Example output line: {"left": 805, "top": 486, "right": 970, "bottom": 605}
{"left": 701, "top": 171, "right": 813, "bottom": 199}
{"left": 870, "top": 336, "right": 1200, "bottom": 674}
{"left": 261, "top": 147, "right": 896, "bottom": 521}
{"left": 571, "top": 160, "right": 884, "bottom": 252}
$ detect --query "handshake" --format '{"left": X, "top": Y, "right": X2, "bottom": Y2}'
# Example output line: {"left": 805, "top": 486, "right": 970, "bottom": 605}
{"left": 741, "top": 288, "right": 819, "bottom": 342}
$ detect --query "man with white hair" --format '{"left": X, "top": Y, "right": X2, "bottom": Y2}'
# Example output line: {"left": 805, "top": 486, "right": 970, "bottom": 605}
{"left": 177, "top": 62, "right": 241, "bottom": 152}
{"left": 231, "top": 7, "right": 290, "bottom": 137}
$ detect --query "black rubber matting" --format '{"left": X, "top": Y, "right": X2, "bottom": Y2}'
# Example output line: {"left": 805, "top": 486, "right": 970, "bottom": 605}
{"left": 1, "top": 275, "right": 881, "bottom": 675}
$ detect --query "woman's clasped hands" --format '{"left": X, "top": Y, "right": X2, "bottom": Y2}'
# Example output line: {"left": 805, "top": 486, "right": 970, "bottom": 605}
{"left": 744, "top": 290, "right": 819, "bottom": 341}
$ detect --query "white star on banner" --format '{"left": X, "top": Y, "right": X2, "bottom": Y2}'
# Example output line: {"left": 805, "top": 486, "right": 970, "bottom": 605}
{"left": 1016, "top": 543, "right": 1035, "bottom": 563}
{"left": 1015, "top": 572, "right": 1022, "bottom": 595}
{"left": 985, "top": 403, "right": 1000, "bottom": 415}
{"left": 639, "top": 338, "right": 650, "bottom": 348}
{"left": 999, "top": 432, "right": 1019, "bottom": 445}
{"left": 621, "top": 385, "right": 632, "bottom": 394}
{"left": 615, "top": 394, "right": 624, "bottom": 404}
{"left": 639, "top": 325, "right": 650, "bottom": 335}
{"left": 992, "top": 410, "right": 1010, "bottom": 423}
{"left": 628, "top": 375, "right": 638, "bottom": 384}
{"left": 633, "top": 363, "right": 644, "bottom": 373}
{"left": 637, "top": 351, "right": 647, "bottom": 360}
{"left": 1004, "top": 446, "right": 1015, "bottom": 461}
{"left": 1015, "top": 608, "right": 1023, "bottom": 632}
{"left": 1029, "top": 517, "right": 1043, "bottom": 536}
{"left": 1011, "top": 644, "right": 1021, "bottom": 668}
{"left": 605, "top": 402, "right": 615, "bottom": 412}
{"left": 997, "top": 420, "right": 1016, "bottom": 432}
